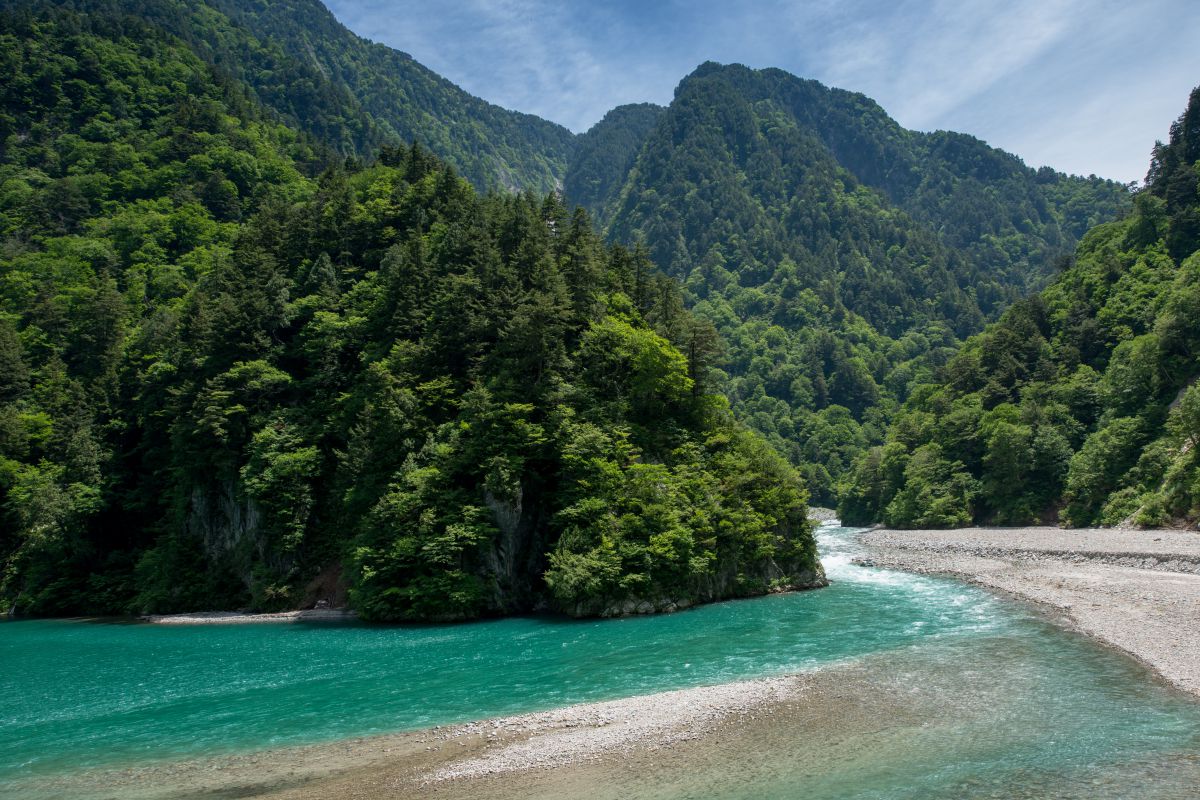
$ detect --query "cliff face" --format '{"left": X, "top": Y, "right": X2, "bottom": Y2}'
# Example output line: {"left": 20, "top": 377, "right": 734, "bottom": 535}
{"left": 185, "top": 482, "right": 262, "bottom": 571}
{"left": 479, "top": 480, "right": 551, "bottom": 615}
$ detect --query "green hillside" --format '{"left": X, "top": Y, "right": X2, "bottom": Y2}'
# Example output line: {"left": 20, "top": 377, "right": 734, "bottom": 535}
{"left": 565, "top": 103, "right": 665, "bottom": 223}
{"left": 841, "top": 87, "right": 1200, "bottom": 528}
{"left": 0, "top": 5, "right": 821, "bottom": 619}
{"left": 203, "top": 0, "right": 578, "bottom": 192}
{"left": 0, "top": 0, "right": 577, "bottom": 193}
{"left": 577, "top": 63, "right": 1131, "bottom": 502}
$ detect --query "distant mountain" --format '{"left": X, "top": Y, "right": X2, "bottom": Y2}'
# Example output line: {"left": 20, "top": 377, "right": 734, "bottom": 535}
{"left": 203, "top": 0, "right": 578, "bottom": 192}
{"left": 0, "top": 0, "right": 577, "bottom": 193}
{"left": 563, "top": 63, "right": 1131, "bottom": 501}
{"left": 565, "top": 103, "right": 665, "bottom": 222}
{"left": 595, "top": 62, "right": 1129, "bottom": 313}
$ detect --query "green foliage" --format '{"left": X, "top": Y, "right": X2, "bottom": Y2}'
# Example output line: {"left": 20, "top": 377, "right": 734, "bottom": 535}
{"left": 882, "top": 444, "right": 979, "bottom": 528}
{"left": 577, "top": 317, "right": 693, "bottom": 421}
{"left": 843, "top": 86, "right": 1200, "bottom": 527}
{"left": 0, "top": 0, "right": 576, "bottom": 194}
{"left": 1169, "top": 382, "right": 1200, "bottom": 451}
{"left": 574, "top": 62, "right": 1129, "bottom": 503}
{"left": 349, "top": 442, "right": 497, "bottom": 622}
{"left": 1063, "top": 418, "right": 1147, "bottom": 525}
{"left": 546, "top": 418, "right": 816, "bottom": 615}
{"left": 0, "top": 7, "right": 820, "bottom": 618}
{"left": 241, "top": 417, "right": 321, "bottom": 557}
{"left": 565, "top": 103, "right": 665, "bottom": 223}
{"left": 204, "top": 0, "right": 579, "bottom": 193}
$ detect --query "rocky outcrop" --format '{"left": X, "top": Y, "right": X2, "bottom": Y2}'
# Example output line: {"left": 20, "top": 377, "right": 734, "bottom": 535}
{"left": 480, "top": 479, "right": 551, "bottom": 613}
{"left": 568, "top": 561, "right": 829, "bottom": 619}
{"left": 183, "top": 480, "right": 271, "bottom": 589}
{"left": 186, "top": 482, "right": 260, "bottom": 555}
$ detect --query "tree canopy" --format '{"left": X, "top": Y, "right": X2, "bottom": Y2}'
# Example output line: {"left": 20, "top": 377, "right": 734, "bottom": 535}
{"left": 0, "top": 6, "right": 821, "bottom": 619}
{"left": 841, "top": 87, "right": 1200, "bottom": 528}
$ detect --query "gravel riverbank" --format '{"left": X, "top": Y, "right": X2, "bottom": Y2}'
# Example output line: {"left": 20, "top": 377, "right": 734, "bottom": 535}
{"left": 12, "top": 673, "right": 814, "bottom": 800}
{"left": 141, "top": 609, "right": 356, "bottom": 624}
{"left": 859, "top": 526, "right": 1200, "bottom": 697}
{"left": 426, "top": 675, "right": 805, "bottom": 781}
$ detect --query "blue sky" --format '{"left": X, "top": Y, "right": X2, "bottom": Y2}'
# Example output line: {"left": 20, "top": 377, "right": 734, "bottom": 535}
{"left": 324, "top": 0, "right": 1200, "bottom": 182}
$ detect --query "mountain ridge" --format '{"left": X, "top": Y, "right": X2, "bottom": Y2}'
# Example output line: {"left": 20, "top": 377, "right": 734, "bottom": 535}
{"left": 577, "top": 60, "right": 1129, "bottom": 501}
{"left": 840, "top": 87, "right": 1200, "bottom": 529}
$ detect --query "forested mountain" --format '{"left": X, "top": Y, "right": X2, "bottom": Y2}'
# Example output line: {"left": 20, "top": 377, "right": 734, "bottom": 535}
{"left": 570, "top": 63, "right": 1131, "bottom": 501}
{"left": 202, "top": 0, "right": 578, "bottom": 193}
{"left": 0, "top": 0, "right": 1157, "bottom": 622}
{"left": 564, "top": 103, "right": 665, "bottom": 223}
{"left": 0, "top": 5, "right": 823, "bottom": 619}
{"left": 0, "top": 0, "right": 577, "bottom": 194}
{"left": 841, "top": 88, "right": 1200, "bottom": 529}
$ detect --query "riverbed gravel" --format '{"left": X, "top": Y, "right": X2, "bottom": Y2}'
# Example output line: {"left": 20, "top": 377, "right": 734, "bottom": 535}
{"left": 859, "top": 526, "right": 1200, "bottom": 697}
{"left": 425, "top": 675, "right": 805, "bottom": 781}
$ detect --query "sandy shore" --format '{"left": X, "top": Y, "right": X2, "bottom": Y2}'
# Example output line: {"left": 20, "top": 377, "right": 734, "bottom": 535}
{"left": 14, "top": 673, "right": 814, "bottom": 800}
{"left": 141, "top": 609, "right": 356, "bottom": 624}
{"left": 859, "top": 526, "right": 1200, "bottom": 697}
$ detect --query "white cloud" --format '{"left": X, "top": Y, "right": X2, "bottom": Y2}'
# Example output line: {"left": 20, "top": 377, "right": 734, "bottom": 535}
{"left": 322, "top": 0, "right": 1200, "bottom": 180}
{"left": 813, "top": 0, "right": 1076, "bottom": 125}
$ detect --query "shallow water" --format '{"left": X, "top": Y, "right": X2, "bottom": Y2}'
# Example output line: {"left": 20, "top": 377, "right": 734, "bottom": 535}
{"left": 2, "top": 526, "right": 1198, "bottom": 798}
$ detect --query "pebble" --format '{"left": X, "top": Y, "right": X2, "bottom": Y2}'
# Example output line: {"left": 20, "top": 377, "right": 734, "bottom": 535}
{"left": 426, "top": 675, "right": 804, "bottom": 781}
{"left": 859, "top": 526, "right": 1200, "bottom": 698}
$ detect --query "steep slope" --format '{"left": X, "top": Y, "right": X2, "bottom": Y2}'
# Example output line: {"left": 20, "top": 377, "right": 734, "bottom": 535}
{"left": 0, "top": 5, "right": 821, "bottom": 619}
{"left": 841, "top": 87, "right": 1200, "bottom": 529}
{"left": 0, "top": 0, "right": 576, "bottom": 193}
{"left": 605, "top": 63, "right": 1128, "bottom": 306}
{"left": 582, "top": 63, "right": 1130, "bottom": 501}
{"left": 204, "top": 0, "right": 578, "bottom": 193}
{"left": 565, "top": 103, "right": 665, "bottom": 224}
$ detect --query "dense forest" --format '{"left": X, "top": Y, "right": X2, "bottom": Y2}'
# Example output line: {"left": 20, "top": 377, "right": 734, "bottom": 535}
{"left": 1, "top": 0, "right": 1179, "bottom": 621}
{"left": 582, "top": 63, "right": 1131, "bottom": 502}
{"left": 0, "top": 0, "right": 578, "bottom": 193}
{"left": 0, "top": 4, "right": 1135, "bottom": 511}
{"left": 841, "top": 88, "right": 1200, "bottom": 529}
{"left": 0, "top": 4, "right": 823, "bottom": 618}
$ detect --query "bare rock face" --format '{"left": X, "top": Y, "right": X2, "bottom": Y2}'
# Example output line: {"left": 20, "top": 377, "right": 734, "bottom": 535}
{"left": 186, "top": 482, "right": 260, "bottom": 556}
{"left": 479, "top": 479, "right": 551, "bottom": 614}
{"left": 482, "top": 487, "right": 524, "bottom": 587}
{"left": 183, "top": 480, "right": 267, "bottom": 587}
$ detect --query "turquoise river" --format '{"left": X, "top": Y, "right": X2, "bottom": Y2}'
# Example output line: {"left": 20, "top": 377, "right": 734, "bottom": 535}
{"left": 2, "top": 525, "right": 1198, "bottom": 798}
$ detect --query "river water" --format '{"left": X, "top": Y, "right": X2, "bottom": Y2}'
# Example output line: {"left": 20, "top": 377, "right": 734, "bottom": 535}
{"left": 2, "top": 525, "right": 1198, "bottom": 797}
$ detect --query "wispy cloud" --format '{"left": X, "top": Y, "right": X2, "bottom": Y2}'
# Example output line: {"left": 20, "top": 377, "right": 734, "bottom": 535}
{"left": 817, "top": 0, "right": 1077, "bottom": 125}
{"left": 323, "top": 0, "right": 1200, "bottom": 181}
